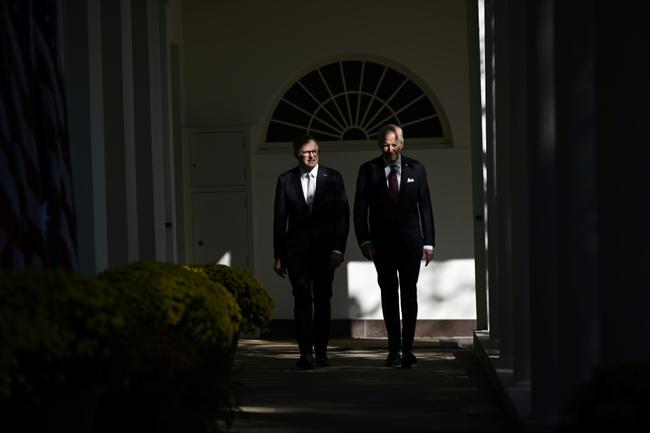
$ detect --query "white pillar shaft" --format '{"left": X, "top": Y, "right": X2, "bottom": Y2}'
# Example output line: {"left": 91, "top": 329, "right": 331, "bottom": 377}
{"left": 65, "top": 0, "right": 108, "bottom": 275}
{"left": 122, "top": 0, "right": 140, "bottom": 263}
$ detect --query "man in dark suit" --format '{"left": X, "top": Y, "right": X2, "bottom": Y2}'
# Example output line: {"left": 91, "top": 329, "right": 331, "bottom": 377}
{"left": 354, "top": 124, "right": 435, "bottom": 368}
{"left": 273, "top": 134, "right": 350, "bottom": 369}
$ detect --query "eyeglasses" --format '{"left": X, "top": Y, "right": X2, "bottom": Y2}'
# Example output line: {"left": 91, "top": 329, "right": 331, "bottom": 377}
{"left": 300, "top": 150, "right": 319, "bottom": 156}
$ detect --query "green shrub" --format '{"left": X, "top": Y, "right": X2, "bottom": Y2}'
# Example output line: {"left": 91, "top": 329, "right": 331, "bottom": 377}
{"left": 196, "top": 264, "right": 274, "bottom": 334}
{"left": 98, "top": 261, "right": 241, "bottom": 351}
{"left": 96, "top": 261, "right": 243, "bottom": 432}
{"left": 0, "top": 263, "right": 243, "bottom": 432}
{"left": 0, "top": 269, "right": 126, "bottom": 400}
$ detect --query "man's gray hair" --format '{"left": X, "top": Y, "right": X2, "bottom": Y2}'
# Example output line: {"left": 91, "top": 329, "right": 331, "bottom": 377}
{"left": 376, "top": 124, "right": 404, "bottom": 147}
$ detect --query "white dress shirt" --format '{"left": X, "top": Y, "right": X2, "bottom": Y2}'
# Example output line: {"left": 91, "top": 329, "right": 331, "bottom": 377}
{"left": 300, "top": 164, "right": 318, "bottom": 211}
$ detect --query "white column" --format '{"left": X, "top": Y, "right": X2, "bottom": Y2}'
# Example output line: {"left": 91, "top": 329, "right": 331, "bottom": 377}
{"left": 101, "top": 0, "right": 129, "bottom": 268}
{"left": 130, "top": 0, "right": 157, "bottom": 260}
{"left": 64, "top": 0, "right": 108, "bottom": 275}
{"left": 147, "top": 0, "right": 168, "bottom": 261}
{"left": 129, "top": 0, "right": 173, "bottom": 262}
{"left": 527, "top": 0, "right": 562, "bottom": 425}
{"left": 466, "top": 0, "right": 488, "bottom": 331}
{"left": 122, "top": 0, "right": 140, "bottom": 263}
{"left": 596, "top": 0, "right": 650, "bottom": 364}
{"left": 167, "top": 0, "right": 184, "bottom": 264}
{"left": 483, "top": 0, "right": 499, "bottom": 342}
{"left": 554, "top": 0, "right": 600, "bottom": 404}
{"left": 159, "top": 0, "right": 178, "bottom": 263}
{"left": 504, "top": 0, "right": 531, "bottom": 386}
{"left": 493, "top": 0, "right": 514, "bottom": 366}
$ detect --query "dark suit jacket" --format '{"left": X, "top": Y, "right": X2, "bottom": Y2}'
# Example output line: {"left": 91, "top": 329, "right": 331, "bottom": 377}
{"left": 353, "top": 155, "right": 434, "bottom": 260}
{"left": 273, "top": 165, "right": 350, "bottom": 264}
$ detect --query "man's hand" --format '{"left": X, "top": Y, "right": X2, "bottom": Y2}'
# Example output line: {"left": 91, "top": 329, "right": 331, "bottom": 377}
{"left": 329, "top": 252, "right": 344, "bottom": 271}
{"left": 361, "top": 243, "right": 375, "bottom": 261}
{"left": 423, "top": 249, "right": 434, "bottom": 266}
{"left": 273, "top": 258, "right": 286, "bottom": 278}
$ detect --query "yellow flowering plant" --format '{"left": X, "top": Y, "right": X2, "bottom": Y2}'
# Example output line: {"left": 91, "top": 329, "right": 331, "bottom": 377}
{"left": 0, "top": 269, "right": 127, "bottom": 400}
{"left": 194, "top": 264, "right": 274, "bottom": 334}
{"left": 98, "top": 261, "right": 241, "bottom": 352}
{"left": 96, "top": 261, "right": 243, "bottom": 431}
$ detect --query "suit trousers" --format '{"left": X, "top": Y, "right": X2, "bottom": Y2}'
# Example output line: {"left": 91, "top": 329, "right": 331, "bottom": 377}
{"left": 373, "top": 255, "right": 421, "bottom": 355}
{"left": 288, "top": 258, "right": 334, "bottom": 356}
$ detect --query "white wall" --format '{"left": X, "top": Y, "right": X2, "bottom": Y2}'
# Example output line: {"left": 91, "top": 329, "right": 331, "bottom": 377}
{"left": 182, "top": 0, "right": 476, "bottom": 320}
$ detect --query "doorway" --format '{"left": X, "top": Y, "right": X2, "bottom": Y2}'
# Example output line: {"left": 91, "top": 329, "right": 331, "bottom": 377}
{"left": 183, "top": 129, "right": 251, "bottom": 268}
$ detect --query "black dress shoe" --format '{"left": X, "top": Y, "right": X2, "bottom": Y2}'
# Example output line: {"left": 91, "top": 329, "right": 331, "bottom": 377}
{"left": 296, "top": 353, "right": 314, "bottom": 370}
{"left": 385, "top": 351, "right": 402, "bottom": 367}
{"left": 315, "top": 353, "right": 331, "bottom": 367}
{"left": 401, "top": 352, "right": 417, "bottom": 368}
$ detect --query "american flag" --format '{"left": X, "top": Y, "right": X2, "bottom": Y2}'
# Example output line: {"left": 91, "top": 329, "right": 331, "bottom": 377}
{"left": 0, "top": 0, "right": 77, "bottom": 271}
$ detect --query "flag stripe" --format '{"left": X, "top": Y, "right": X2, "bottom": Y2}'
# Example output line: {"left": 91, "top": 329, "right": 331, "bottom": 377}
{"left": 0, "top": 0, "right": 77, "bottom": 271}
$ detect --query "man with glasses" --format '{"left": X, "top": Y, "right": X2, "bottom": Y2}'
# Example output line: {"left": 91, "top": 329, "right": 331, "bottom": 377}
{"left": 353, "top": 124, "right": 435, "bottom": 368}
{"left": 273, "top": 134, "right": 350, "bottom": 369}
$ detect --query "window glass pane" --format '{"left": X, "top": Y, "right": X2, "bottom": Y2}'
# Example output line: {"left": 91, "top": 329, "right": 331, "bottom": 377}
{"left": 266, "top": 59, "right": 447, "bottom": 143}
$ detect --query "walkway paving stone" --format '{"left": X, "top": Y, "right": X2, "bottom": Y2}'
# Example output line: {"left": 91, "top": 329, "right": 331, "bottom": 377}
{"left": 230, "top": 338, "right": 517, "bottom": 433}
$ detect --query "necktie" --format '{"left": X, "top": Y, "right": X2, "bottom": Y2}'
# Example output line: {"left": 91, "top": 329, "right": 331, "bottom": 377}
{"left": 306, "top": 173, "right": 315, "bottom": 211}
{"left": 388, "top": 164, "right": 399, "bottom": 204}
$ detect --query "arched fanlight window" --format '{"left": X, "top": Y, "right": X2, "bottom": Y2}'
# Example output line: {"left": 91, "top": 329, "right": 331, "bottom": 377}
{"left": 265, "top": 59, "right": 451, "bottom": 144}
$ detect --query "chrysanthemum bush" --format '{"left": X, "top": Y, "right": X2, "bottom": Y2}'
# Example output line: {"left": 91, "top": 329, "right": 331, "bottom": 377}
{"left": 0, "top": 261, "right": 244, "bottom": 433}
{"left": 193, "top": 263, "right": 274, "bottom": 334}
{"left": 96, "top": 261, "right": 243, "bottom": 432}
{"left": 98, "top": 261, "right": 241, "bottom": 350}
{"left": 0, "top": 269, "right": 127, "bottom": 400}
